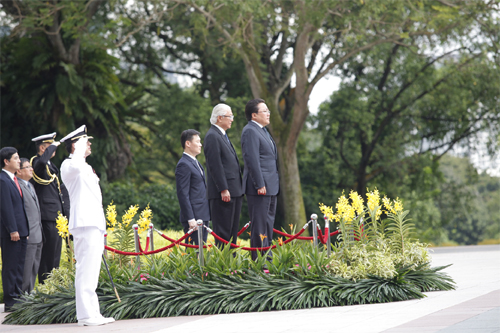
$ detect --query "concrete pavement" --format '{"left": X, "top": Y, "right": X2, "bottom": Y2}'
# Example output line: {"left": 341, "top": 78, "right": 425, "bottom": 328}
{"left": 1, "top": 245, "right": 499, "bottom": 333}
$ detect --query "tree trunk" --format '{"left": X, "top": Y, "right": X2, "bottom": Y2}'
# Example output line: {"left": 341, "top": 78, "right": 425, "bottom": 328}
{"left": 276, "top": 138, "right": 307, "bottom": 229}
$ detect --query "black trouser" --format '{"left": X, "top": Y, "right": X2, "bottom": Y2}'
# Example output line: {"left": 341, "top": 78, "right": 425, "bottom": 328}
{"left": 1, "top": 236, "right": 27, "bottom": 307}
{"left": 38, "top": 220, "right": 62, "bottom": 284}
{"left": 210, "top": 196, "right": 243, "bottom": 249}
{"left": 247, "top": 195, "right": 277, "bottom": 261}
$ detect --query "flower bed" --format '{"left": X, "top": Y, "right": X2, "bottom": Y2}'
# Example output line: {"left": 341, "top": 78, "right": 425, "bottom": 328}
{"left": 3, "top": 189, "right": 455, "bottom": 324}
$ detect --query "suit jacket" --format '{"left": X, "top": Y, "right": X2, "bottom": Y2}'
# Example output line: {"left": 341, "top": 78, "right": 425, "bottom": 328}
{"left": 19, "top": 180, "right": 43, "bottom": 243}
{"left": 31, "top": 145, "right": 68, "bottom": 221}
{"left": 60, "top": 138, "right": 106, "bottom": 231}
{"left": 0, "top": 171, "right": 29, "bottom": 238}
{"left": 204, "top": 125, "right": 243, "bottom": 200}
{"left": 175, "top": 154, "right": 211, "bottom": 222}
{"left": 241, "top": 121, "right": 280, "bottom": 196}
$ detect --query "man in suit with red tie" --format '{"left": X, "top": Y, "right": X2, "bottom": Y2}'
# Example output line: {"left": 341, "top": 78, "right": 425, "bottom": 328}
{"left": 175, "top": 129, "right": 211, "bottom": 245}
{"left": 241, "top": 99, "right": 280, "bottom": 260}
{"left": 0, "top": 147, "right": 29, "bottom": 312}
{"left": 204, "top": 104, "right": 244, "bottom": 248}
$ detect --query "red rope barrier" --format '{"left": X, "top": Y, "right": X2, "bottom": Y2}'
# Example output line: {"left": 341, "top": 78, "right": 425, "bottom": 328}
{"left": 208, "top": 223, "right": 309, "bottom": 251}
{"left": 317, "top": 225, "right": 325, "bottom": 244}
{"left": 105, "top": 220, "right": 341, "bottom": 256}
{"left": 155, "top": 229, "right": 212, "bottom": 249}
{"left": 105, "top": 230, "right": 193, "bottom": 255}
{"left": 272, "top": 229, "right": 314, "bottom": 241}
{"left": 273, "top": 228, "right": 339, "bottom": 240}
{"left": 237, "top": 222, "right": 251, "bottom": 237}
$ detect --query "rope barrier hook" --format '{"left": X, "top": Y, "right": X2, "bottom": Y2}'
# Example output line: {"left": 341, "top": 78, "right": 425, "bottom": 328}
{"left": 133, "top": 224, "right": 140, "bottom": 269}
{"left": 324, "top": 217, "right": 331, "bottom": 257}
{"left": 148, "top": 223, "right": 155, "bottom": 252}
{"left": 197, "top": 220, "right": 204, "bottom": 267}
{"left": 311, "top": 214, "right": 318, "bottom": 247}
{"left": 103, "top": 232, "right": 108, "bottom": 258}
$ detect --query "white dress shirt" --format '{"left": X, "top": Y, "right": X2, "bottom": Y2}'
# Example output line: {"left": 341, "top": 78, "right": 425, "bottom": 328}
{"left": 2, "top": 168, "right": 15, "bottom": 181}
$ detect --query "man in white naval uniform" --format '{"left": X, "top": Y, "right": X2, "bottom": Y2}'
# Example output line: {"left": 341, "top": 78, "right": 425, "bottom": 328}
{"left": 60, "top": 125, "right": 114, "bottom": 326}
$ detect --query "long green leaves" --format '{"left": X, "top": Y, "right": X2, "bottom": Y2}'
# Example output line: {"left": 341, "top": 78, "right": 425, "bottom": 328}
{"left": 3, "top": 264, "right": 454, "bottom": 324}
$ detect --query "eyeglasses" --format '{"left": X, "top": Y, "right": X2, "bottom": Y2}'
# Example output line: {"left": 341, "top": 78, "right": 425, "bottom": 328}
{"left": 258, "top": 110, "right": 271, "bottom": 115}
{"left": 20, "top": 165, "right": 33, "bottom": 170}
{"left": 221, "top": 115, "right": 234, "bottom": 120}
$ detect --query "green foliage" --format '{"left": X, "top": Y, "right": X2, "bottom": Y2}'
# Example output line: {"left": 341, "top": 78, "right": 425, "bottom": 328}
{"left": 3, "top": 242, "right": 454, "bottom": 324}
{"left": 102, "top": 182, "right": 180, "bottom": 230}
{"left": 328, "top": 242, "right": 396, "bottom": 281}
{"left": 35, "top": 267, "right": 75, "bottom": 296}
{"left": 386, "top": 210, "right": 415, "bottom": 253}
{"left": 2, "top": 204, "right": 456, "bottom": 323}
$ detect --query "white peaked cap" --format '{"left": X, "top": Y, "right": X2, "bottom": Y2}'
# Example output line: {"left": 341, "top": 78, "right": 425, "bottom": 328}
{"left": 32, "top": 132, "right": 57, "bottom": 143}
{"left": 60, "top": 125, "right": 93, "bottom": 143}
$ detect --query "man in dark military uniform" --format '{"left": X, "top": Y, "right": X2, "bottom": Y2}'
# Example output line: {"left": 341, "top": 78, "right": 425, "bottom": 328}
{"left": 30, "top": 132, "right": 70, "bottom": 284}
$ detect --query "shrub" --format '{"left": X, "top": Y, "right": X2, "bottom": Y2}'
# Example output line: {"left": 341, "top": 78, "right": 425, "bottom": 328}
{"left": 102, "top": 182, "right": 180, "bottom": 230}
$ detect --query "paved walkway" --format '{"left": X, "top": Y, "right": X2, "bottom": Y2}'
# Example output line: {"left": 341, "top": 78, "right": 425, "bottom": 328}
{"left": 1, "top": 245, "right": 499, "bottom": 333}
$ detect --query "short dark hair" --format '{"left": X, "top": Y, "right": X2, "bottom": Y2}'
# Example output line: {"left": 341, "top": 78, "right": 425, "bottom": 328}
{"left": 17, "top": 158, "right": 30, "bottom": 175}
{"left": 245, "top": 98, "right": 265, "bottom": 121}
{"left": 181, "top": 129, "right": 200, "bottom": 149}
{"left": 0, "top": 147, "right": 18, "bottom": 168}
{"left": 20, "top": 157, "right": 29, "bottom": 168}
{"left": 65, "top": 142, "right": 74, "bottom": 154}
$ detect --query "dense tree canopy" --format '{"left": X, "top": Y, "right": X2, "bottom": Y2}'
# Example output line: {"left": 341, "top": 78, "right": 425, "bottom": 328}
{"left": 1, "top": 0, "right": 499, "bottom": 242}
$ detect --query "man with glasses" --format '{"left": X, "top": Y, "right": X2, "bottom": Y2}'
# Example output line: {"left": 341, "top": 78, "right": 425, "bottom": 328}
{"left": 204, "top": 104, "right": 244, "bottom": 248}
{"left": 16, "top": 158, "right": 43, "bottom": 294}
{"left": 241, "top": 99, "right": 279, "bottom": 260}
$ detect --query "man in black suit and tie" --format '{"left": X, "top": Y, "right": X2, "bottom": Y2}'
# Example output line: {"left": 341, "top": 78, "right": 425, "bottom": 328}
{"left": 30, "top": 132, "right": 69, "bottom": 284}
{"left": 175, "top": 129, "right": 211, "bottom": 245}
{"left": 241, "top": 99, "right": 280, "bottom": 260}
{"left": 204, "top": 104, "right": 244, "bottom": 248}
{"left": 16, "top": 158, "right": 44, "bottom": 293}
{"left": 0, "top": 147, "right": 29, "bottom": 312}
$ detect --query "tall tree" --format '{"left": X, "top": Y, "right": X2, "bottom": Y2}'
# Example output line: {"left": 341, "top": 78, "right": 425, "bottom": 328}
{"left": 173, "top": 0, "right": 498, "bottom": 228}
{"left": 0, "top": 0, "right": 169, "bottom": 179}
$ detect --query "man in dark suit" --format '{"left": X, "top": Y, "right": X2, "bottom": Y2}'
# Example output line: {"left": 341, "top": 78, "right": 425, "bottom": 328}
{"left": 16, "top": 158, "right": 43, "bottom": 293}
{"left": 204, "top": 104, "right": 244, "bottom": 248}
{"left": 0, "top": 147, "right": 29, "bottom": 312}
{"left": 241, "top": 99, "right": 280, "bottom": 260}
{"left": 175, "top": 129, "right": 211, "bottom": 245}
{"left": 30, "top": 132, "right": 69, "bottom": 284}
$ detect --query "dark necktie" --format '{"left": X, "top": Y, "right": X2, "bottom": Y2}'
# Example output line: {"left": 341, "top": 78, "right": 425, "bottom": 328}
{"left": 197, "top": 161, "right": 204, "bottom": 176}
{"left": 263, "top": 127, "right": 271, "bottom": 140}
{"left": 263, "top": 127, "right": 275, "bottom": 153}
{"left": 27, "top": 182, "right": 36, "bottom": 197}
{"left": 225, "top": 133, "right": 231, "bottom": 145}
{"left": 14, "top": 176, "right": 23, "bottom": 198}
